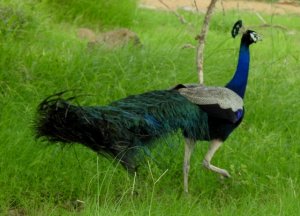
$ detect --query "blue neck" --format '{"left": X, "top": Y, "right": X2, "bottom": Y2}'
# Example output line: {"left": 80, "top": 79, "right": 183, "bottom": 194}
{"left": 225, "top": 43, "right": 250, "bottom": 98}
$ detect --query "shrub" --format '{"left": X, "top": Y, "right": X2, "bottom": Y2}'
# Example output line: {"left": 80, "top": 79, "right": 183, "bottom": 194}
{"left": 0, "top": 6, "right": 30, "bottom": 37}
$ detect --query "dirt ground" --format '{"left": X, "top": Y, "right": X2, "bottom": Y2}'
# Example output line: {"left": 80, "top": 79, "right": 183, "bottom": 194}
{"left": 140, "top": 0, "right": 300, "bottom": 15}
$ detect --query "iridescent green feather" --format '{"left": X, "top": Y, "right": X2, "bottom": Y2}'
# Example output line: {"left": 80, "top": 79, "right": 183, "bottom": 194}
{"left": 36, "top": 90, "right": 209, "bottom": 171}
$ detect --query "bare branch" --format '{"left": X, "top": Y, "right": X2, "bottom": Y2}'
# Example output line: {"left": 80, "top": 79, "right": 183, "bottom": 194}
{"left": 193, "top": 0, "right": 199, "bottom": 12}
{"left": 158, "top": 0, "right": 188, "bottom": 24}
{"left": 220, "top": 0, "right": 226, "bottom": 16}
{"left": 255, "top": 12, "right": 266, "bottom": 24}
{"left": 181, "top": 43, "right": 196, "bottom": 49}
{"left": 253, "top": 24, "right": 288, "bottom": 30}
{"left": 196, "top": 0, "right": 218, "bottom": 85}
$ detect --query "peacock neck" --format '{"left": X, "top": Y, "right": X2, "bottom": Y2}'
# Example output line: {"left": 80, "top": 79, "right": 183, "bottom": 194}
{"left": 225, "top": 43, "right": 250, "bottom": 99}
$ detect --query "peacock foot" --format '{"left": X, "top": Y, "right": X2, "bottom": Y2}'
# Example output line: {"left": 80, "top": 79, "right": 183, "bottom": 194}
{"left": 203, "top": 159, "right": 231, "bottom": 178}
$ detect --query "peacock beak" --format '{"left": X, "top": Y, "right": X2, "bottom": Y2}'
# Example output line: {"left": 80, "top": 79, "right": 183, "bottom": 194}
{"left": 255, "top": 34, "right": 262, "bottom": 42}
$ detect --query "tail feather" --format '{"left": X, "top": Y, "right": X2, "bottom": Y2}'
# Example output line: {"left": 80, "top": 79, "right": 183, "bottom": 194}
{"left": 35, "top": 90, "right": 209, "bottom": 171}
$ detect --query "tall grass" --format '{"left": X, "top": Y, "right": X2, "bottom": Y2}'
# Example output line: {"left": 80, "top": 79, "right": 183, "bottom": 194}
{"left": 0, "top": 0, "right": 300, "bottom": 215}
{"left": 42, "top": 0, "right": 138, "bottom": 28}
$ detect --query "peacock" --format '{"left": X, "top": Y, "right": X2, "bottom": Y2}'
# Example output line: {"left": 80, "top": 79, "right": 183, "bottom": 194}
{"left": 35, "top": 21, "right": 260, "bottom": 193}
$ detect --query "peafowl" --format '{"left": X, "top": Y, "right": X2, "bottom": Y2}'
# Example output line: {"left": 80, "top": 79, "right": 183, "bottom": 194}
{"left": 35, "top": 21, "right": 260, "bottom": 193}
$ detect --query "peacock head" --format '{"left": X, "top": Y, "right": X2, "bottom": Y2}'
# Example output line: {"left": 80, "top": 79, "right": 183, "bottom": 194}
{"left": 241, "top": 30, "right": 261, "bottom": 45}
{"left": 231, "top": 20, "right": 261, "bottom": 46}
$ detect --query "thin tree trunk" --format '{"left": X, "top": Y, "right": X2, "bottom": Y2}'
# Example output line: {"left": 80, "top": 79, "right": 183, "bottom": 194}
{"left": 196, "top": 0, "right": 218, "bottom": 85}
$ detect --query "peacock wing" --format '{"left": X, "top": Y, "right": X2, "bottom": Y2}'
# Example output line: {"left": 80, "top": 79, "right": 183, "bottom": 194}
{"left": 174, "top": 85, "right": 244, "bottom": 123}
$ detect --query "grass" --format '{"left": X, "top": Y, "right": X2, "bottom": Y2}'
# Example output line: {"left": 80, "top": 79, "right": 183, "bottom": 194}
{"left": 42, "top": 0, "right": 137, "bottom": 28}
{"left": 1, "top": 0, "right": 300, "bottom": 215}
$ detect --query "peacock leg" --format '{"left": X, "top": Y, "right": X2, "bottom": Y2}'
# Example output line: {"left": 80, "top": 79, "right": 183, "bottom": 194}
{"left": 203, "top": 139, "right": 231, "bottom": 178}
{"left": 183, "top": 138, "right": 196, "bottom": 193}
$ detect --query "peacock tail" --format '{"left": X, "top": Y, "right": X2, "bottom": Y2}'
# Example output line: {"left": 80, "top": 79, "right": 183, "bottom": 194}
{"left": 35, "top": 90, "right": 209, "bottom": 171}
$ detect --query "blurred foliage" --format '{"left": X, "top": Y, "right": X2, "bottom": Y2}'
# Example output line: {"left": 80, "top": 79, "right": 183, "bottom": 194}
{"left": 0, "top": 6, "right": 30, "bottom": 37}
{"left": 42, "top": 0, "right": 138, "bottom": 28}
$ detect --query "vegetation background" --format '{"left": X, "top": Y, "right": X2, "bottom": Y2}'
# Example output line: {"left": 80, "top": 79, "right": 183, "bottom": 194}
{"left": 0, "top": 0, "right": 300, "bottom": 215}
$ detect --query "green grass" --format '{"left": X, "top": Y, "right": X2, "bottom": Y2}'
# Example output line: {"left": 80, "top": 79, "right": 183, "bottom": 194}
{"left": 1, "top": 0, "right": 300, "bottom": 215}
{"left": 42, "top": 0, "right": 137, "bottom": 28}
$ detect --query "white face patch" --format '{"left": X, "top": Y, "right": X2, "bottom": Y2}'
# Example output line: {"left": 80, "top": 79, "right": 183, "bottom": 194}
{"left": 250, "top": 32, "right": 260, "bottom": 42}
